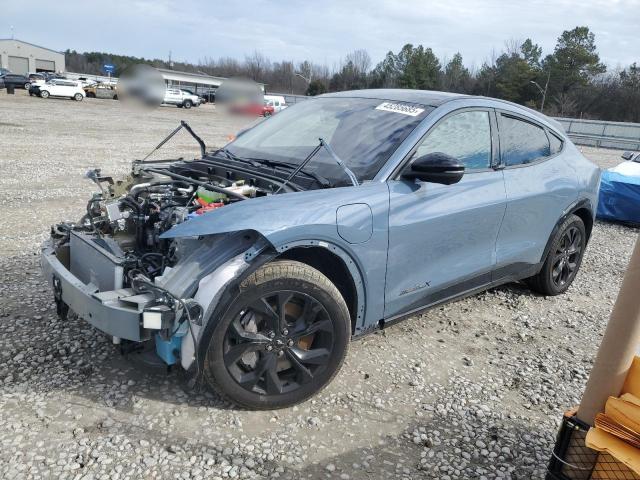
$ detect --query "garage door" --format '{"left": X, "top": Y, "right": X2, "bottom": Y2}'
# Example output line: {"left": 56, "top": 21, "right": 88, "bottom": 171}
{"left": 8, "top": 56, "right": 29, "bottom": 75}
{"left": 36, "top": 59, "right": 55, "bottom": 72}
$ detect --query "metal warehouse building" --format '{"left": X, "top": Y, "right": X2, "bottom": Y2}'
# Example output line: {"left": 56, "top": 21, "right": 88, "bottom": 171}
{"left": 0, "top": 39, "right": 65, "bottom": 75}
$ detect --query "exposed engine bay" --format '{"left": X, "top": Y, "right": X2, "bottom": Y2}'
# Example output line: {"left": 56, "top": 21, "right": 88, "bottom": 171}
{"left": 43, "top": 121, "right": 358, "bottom": 371}
{"left": 49, "top": 121, "right": 293, "bottom": 288}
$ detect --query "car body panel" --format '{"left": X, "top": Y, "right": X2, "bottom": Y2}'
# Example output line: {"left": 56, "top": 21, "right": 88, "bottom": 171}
{"left": 385, "top": 170, "right": 506, "bottom": 318}
{"left": 494, "top": 123, "right": 599, "bottom": 268}
{"left": 161, "top": 182, "right": 390, "bottom": 326}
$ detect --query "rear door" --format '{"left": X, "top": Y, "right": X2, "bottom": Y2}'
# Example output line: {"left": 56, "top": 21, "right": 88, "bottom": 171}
{"left": 494, "top": 112, "right": 576, "bottom": 272}
{"left": 384, "top": 108, "right": 507, "bottom": 318}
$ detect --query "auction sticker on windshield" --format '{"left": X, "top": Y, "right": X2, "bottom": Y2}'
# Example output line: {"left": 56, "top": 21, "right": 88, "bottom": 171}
{"left": 375, "top": 102, "right": 425, "bottom": 116}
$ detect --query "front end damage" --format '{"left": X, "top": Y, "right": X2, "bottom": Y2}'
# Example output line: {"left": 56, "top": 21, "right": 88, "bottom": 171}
{"left": 41, "top": 230, "right": 272, "bottom": 371}
{"left": 40, "top": 126, "right": 289, "bottom": 372}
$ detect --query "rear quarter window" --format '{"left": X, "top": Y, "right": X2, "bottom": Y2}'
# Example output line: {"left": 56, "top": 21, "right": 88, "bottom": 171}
{"left": 549, "top": 132, "right": 564, "bottom": 155}
{"left": 500, "top": 114, "right": 551, "bottom": 166}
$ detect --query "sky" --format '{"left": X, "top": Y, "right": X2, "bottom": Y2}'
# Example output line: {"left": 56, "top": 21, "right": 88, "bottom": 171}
{"left": 3, "top": 0, "right": 639, "bottom": 71}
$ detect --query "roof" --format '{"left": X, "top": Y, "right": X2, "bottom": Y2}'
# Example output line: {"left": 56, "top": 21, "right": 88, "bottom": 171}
{"left": 322, "top": 88, "right": 468, "bottom": 106}
{"left": 0, "top": 38, "right": 64, "bottom": 55}
{"left": 156, "top": 68, "right": 265, "bottom": 87}
{"left": 321, "top": 88, "right": 564, "bottom": 132}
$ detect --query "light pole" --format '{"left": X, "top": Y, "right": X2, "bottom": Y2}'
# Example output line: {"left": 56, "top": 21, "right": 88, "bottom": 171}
{"left": 530, "top": 71, "right": 550, "bottom": 112}
{"left": 295, "top": 72, "right": 311, "bottom": 85}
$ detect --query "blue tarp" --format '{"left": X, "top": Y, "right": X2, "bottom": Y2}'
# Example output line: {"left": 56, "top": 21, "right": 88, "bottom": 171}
{"left": 597, "top": 170, "right": 640, "bottom": 224}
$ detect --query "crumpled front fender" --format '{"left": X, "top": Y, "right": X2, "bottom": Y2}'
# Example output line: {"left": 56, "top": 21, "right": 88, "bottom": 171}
{"left": 160, "top": 183, "right": 385, "bottom": 247}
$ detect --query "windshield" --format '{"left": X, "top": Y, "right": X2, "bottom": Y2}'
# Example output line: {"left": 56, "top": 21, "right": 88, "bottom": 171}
{"left": 226, "top": 97, "right": 433, "bottom": 184}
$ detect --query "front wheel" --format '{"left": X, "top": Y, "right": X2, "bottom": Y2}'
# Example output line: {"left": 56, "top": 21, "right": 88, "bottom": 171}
{"left": 203, "top": 260, "right": 351, "bottom": 409}
{"left": 40, "top": 90, "right": 50, "bottom": 98}
{"left": 183, "top": 100, "right": 192, "bottom": 109}
{"left": 526, "top": 214, "right": 586, "bottom": 296}
{"left": 24, "top": 82, "right": 31, "bottom": 90}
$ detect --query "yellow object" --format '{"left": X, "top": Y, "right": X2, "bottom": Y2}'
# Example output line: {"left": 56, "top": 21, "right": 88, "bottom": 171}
{"left": 623, "top": 357, "right": 640, "bottom": 398}
{"left": 606, "top": 395, "right": 640, "bottom": 435}
{"left": 586, "top": 428, "right": 640, "bottom": 474}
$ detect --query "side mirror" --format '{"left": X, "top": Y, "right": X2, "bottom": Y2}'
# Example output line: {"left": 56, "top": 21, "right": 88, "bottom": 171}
{"left": 402, "top": 152, "right": 465, "bottom": 185}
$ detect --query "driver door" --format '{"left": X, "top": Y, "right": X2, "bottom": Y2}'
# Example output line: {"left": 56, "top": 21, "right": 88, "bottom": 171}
{"left": 384, "top": 109, "right": 507, "bottom": 319}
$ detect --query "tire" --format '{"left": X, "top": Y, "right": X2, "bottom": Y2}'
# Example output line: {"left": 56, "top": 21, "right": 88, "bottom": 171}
{"left": 40, "top": 90, "right": 50, "bottom": 98}
{"left": 24, "top": 82, "right": 31, "bottom": 90}
{"left": 526, "top": 214, "right": 586, "bottom": 296}
{"left": 177, "top": 104, "right": 183, "bottom": 108}
{"left": 86, "top": 92, "right": 96, "bottom": 98}
{"left": 203, "top": 260, "right": 351, "bottom": 410}
{"left": 74, "top": 93, "right": 83, "bottom": 102}
{"left": 183, "top": 100, "right": 192, "bottom": 109}
{"left": 113, "top": 94, "right": 118, "bottom": 100}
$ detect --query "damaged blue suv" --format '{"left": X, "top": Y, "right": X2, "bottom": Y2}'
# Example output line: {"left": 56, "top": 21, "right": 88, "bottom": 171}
{"left": 42, "top": 90, "right": 600, "bottom": 409}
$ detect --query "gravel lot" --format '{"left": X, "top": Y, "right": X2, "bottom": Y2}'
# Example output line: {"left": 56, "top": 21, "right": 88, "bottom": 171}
{"left": 0, "top": 90, "right": 638, "bottom": 479}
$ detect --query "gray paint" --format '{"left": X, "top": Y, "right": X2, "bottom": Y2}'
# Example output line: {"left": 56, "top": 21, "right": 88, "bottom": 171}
{"left": 161, "top": 91, "right": 599, "bottom": 332}
{"left": 0, "top": 39, "right": 65, "bottom": 74}
{"left": 41, "top": 89, "right": 600, "bottom": 351}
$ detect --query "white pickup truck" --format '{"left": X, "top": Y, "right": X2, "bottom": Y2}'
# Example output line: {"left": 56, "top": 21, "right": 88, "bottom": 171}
{"left": 162, "top": 88, "right": 201, "bottom": 109}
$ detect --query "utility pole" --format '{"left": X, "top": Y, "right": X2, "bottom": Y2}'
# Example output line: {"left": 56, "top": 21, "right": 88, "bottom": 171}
{"left": 10, "top": 25, "right": 14, "bottom": 39}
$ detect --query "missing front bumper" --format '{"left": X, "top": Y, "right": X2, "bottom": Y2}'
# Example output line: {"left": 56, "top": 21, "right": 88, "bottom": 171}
{"left": 41, "top": 238, "right": 148, "bottom": 341}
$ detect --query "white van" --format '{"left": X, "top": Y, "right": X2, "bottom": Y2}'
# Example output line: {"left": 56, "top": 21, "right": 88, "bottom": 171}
{"left": 264, "top": 95, "right": 287, "bottom": 112}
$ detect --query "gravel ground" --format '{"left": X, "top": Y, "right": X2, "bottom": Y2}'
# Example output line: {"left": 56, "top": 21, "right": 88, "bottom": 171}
{"left": 0, "top": 90, "right": 638, "bottom": 479}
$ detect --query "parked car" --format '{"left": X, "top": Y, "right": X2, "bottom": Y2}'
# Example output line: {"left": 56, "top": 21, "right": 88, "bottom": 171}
{"left": 84, "top": 83, "right": 118, "bottom": 100}
{"left": 38, "top": 79, "right": 86, "bottom": 101}
{"left": 0, "top": 67, "right": 10, "bottom": 76}
{"left": 180, "top": 88, "right": 207, "bottom": 104}
{"left": 162, "top": 88, "right": 201, "bottom": 108}
{"left": 200, "top": 89, "right": 217, "bottom": 103}
{"left": 264, "top": 95, "right": 287, "bottom": 112}
{"left": 230, "top": 102, "right": 275, "bottom": 116}
{"left": 42, "top": 89, "right": 599, "bottom": 409}
{"left": 0, "top": 73, "right": 31, "bottom": 90}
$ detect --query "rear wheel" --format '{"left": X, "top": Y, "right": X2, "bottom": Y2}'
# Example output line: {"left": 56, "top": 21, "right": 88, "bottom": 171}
{"left": 24, "top": 82, "right": 31, "bottom": 90}
{"left": 40, "top": 90, "right": 50, "bottom": 98}
{"left": 203, "top": 260, "right": 351, "bottom": 409}
{"left": 526, "top": 214, "right": 586, "bottom": 295}
{"left": 74, "top": 93, "right": 83, "bottom": 101}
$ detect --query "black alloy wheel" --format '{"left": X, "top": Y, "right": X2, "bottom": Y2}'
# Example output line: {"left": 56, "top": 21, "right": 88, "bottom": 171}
{"left": 204, "top": 260, "right": 351, "bottom": 409}
{"left": 526, "top": 214, "right": 586, "bottom": 296}
{"left": 550, "top": 226, "right": 582, "bottom": 288}
{"left": 223, "top": 290, "right": 334, "bottom": 396}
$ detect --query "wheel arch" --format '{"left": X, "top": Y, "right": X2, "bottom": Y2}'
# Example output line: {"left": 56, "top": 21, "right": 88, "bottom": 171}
{"left": 540, "top": 198, "right": 594, "bottom": 263}
{"left": 276, "top": 244, "right": 363, "bottom": 334}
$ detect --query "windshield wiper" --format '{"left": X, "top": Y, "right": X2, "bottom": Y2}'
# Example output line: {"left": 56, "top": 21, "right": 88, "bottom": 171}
{"left": 275, "top": 139, "right": 359, "bottom": 194}
{"left": 245, "top": 157, "right": 332, "bottom": 188}
{"left": 214, "top": 150, "right": 330, "bottom": 187}
{"left": 214, "top": 147, "right": 261, "bottom": 168}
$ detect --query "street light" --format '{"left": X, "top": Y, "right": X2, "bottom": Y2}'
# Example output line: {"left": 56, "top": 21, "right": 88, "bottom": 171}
{"left": 295, "top": 72, "right": 311, "bottom": 85}
{"left": 530, "top": 71, "right": 550, "bottom": 112}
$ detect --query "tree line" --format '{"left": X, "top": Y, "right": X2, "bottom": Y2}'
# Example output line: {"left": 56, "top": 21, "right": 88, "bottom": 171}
{"left": 65, "top": 26, "right": 639, "bottom": 122}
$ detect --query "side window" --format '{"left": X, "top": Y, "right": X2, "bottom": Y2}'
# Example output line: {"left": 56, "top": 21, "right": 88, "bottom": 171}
{"left": 415, "top": 110, "right": 492, "bottom": 170}
{"left": 549, "top": 132, "right": 563, "bottom": 155}
{"left": 500, "top": 115, "right": 551, "bottom": 166}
